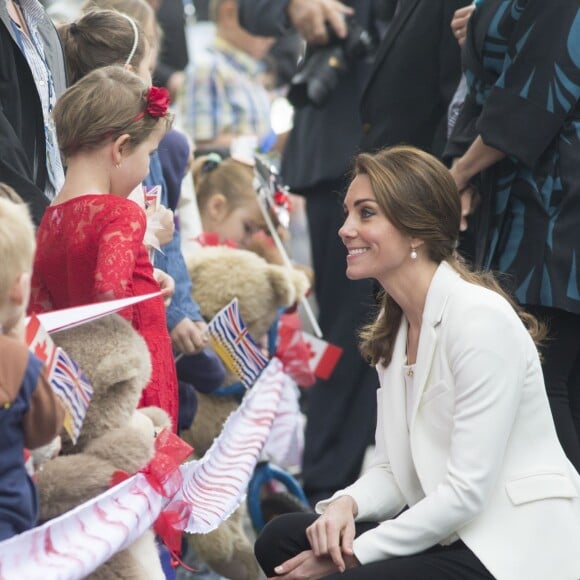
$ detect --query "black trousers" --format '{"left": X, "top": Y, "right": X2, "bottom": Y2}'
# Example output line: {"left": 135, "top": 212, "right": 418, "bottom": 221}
{"left": 300, "top": 179, "right": 379, "bottom": 504}
{"left": 526, "top": 305, "right": 580, "bottom": 472}
{"left": 255, "top": 513, "right": 495, "bottom": 579}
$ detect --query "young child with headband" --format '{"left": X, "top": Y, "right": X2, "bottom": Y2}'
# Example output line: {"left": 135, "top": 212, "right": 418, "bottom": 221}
{"left": 59, "top": 8, "right": 153, "bottom": 85}
{"left": 29, "top": 66, "right": 180, "bottom": 430}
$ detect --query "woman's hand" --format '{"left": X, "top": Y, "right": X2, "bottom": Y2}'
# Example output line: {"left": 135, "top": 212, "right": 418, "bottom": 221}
{"left": 269, "top": 550, "right": 338, "bottom": 579}
{"left": 450, "top": 4, "right": 475, "bottom": 47}
{"left": 459, "top": 187, "right": 481, "bottom": 231}
{"left": 270, "top": 549, "right": 360, "bottom": 579}
{"left": 306, "top": 495, "right": 359, "bottom": 572}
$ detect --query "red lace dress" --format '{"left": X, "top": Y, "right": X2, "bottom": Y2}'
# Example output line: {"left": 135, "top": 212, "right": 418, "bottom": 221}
{"left": 29, "top": 194, "right": 178, "bottom": 429}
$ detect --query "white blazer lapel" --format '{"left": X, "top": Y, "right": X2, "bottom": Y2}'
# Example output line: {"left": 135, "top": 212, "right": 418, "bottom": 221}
{"left": 408, "top": 323, "right": 438, "bottom": 430}
{"left": 409, "top": 262, "right": 457, "bottom": 428}
{"left": 381, "top": 317, "right": 424, "bottom": 506}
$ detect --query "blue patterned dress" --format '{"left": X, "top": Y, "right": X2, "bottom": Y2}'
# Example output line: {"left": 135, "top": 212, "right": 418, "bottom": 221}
{"left": 447, "top": 0, "right": 580, "bottom": 314}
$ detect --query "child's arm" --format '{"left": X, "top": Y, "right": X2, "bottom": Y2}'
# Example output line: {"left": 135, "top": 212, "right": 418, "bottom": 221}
{"left": 23, "top": 367, "right": 65, "bottom": 450}
{"left": 0, "top": 337, "right": 64, "bottom": 449}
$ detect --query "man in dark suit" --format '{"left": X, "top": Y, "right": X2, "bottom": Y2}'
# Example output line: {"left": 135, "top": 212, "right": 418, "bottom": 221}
{"left": 360, "top": 0, "right": 468, "bottom": 158}
{"left": 0, "top": 0, "right": 67, "bottom": 225}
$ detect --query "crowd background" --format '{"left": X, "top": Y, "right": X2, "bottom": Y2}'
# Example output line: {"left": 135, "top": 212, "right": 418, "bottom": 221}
{"left": 2, "top": 0, "right": 580, "bottom": 578}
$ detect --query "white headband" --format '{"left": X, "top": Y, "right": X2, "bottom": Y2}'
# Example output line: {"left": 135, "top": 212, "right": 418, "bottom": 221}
{"left": 122, "top": 14, "right": 139, "bottom": 67}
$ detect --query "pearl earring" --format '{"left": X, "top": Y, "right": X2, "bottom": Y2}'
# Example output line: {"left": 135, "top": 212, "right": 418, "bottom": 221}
{"left": 410, "top": 247, "right": 417, "bottom": 260}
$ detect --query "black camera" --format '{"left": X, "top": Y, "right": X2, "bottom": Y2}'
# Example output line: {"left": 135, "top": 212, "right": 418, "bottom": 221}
{"left": 287, "top": 16, "right": 376, "bottom": 108}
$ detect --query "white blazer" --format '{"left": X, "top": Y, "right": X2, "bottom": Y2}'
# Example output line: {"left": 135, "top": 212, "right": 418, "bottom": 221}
{"left": 317, "top": 261, "right": 580, "bottom": 580}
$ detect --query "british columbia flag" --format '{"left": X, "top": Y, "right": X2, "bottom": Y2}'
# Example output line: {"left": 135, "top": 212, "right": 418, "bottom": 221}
{"left": 51, "top": 347, "right": 94, "bottom": 443}
{"left": 208, "top": 298, "right": 269, "bottom": 389}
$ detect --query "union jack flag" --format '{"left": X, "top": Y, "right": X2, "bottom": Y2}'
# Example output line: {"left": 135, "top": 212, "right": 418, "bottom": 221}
{"left": 51, "top": 347, "right": 94, "bottom": 443}
{"left": 208, "top": 298, "right": 269, "bottom": 389}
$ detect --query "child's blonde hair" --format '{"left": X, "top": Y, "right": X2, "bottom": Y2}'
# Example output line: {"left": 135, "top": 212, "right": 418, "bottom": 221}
{"left": 59, "top": 10, "right": 148, "bottom": 85}
{"left": 54, "top": 65, "right": 172, "bottom": 159}
{"left": 193, "top": 155, "right": 256, "bottom": 215}
{"left": 0, "top": 193, "right": 36, "bottom": 306}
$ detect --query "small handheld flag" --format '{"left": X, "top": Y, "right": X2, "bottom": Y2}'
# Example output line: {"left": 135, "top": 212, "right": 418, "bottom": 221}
{"left": 301, "top": 331, "right": 343, "bottom": 381}
{"left": 208, "top": 298, "right": 269, "bottom": 389}
{"left": 25, "top": 315, "right": 93, "bottom": 443}
{"left": 51, "top": 348, "right": 93, "bottom": 443}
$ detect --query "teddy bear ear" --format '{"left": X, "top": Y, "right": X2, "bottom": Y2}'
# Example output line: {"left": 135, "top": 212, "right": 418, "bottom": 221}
{"left": 266, "top": 264, "right": 310, "bottom": 308}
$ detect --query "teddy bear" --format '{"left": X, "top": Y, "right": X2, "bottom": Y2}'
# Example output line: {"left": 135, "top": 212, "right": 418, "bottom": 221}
{"left": 180, "top": 245, "right": 310, "bottom": 580}
{"left": 36, "top": 314, "right": 173, "bottom": 580}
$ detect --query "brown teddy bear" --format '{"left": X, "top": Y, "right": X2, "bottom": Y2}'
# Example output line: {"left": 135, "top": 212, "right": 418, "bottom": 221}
{"left": 181, "top": 246, "right": 310, "bottom": 580}
{"left": 36, "top": 314, "right": 172, "bottom": 580}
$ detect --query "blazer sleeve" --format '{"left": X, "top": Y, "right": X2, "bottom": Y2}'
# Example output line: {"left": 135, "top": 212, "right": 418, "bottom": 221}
{"left": 0, "top": 112, "right": 49, "bottom": 226}
{"left": 316, "top": 387, "right": 407, "bottom": 522}
{"left": 348, "top": 294, "right": 529, "bottom": 564}
{"left": 477, "top": 0, "right": 580, "bottom": 168}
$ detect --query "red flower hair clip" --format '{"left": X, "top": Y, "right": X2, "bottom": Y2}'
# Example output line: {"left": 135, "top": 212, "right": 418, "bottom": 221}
{"left": 132, "top": 86, "right": 171, "bottom": 122}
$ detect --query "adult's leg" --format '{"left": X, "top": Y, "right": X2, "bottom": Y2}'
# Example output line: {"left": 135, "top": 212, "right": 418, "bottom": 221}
{"left": 301, "top": 180, "right": 379, "bottom": 504}
{"left": 255, "top": 513, "right": 376, "bottom": 578}
{"left": 324, "top": 543, "right": 493, "bottom": 580}
{"left": 254, "top": 513, "right": 493, "bottom": 580}
{"left": 527, "top": 305, "right": 580, "bottom": 471}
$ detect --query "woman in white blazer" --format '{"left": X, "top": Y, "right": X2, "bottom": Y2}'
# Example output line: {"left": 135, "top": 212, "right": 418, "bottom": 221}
{"left": 254, "top": 146, "right": 580, "bottom": 580}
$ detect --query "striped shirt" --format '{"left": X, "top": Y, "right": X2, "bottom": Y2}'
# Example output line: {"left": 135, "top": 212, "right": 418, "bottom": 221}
{"left": 186, "top": 36, "right": 272, "bottom": 145}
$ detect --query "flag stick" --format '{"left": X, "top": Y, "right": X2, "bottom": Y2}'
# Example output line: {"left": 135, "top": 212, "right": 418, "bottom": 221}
{"left": 255, "top": 194, "right": 323, "bottom": 338}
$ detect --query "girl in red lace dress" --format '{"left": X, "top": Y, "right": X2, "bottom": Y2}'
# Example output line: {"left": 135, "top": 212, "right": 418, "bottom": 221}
{"left": 29, "top": 65, "right": 179, "bottom": 429}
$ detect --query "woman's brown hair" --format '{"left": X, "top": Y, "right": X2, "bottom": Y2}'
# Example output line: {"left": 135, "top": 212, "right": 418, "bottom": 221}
{"left": 356, "top": 146, "right": 544, "bottom": 367}
{"left": 53, "top": 65, "right": 172, "bottom": 159}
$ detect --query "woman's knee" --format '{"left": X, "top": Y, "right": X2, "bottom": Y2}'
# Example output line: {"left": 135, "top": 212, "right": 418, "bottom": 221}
{"left": 255, "top": 512, "right": 317, "bottom": 572}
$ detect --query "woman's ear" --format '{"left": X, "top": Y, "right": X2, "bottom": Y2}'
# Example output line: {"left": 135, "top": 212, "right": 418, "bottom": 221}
{"left": 410, "top": 237, "right": 425, "bottom": 249}
{"left": 206, "top": 193, "right": 229, "bottom": 223}
{"left": 112, "top": 134, "right": 131, "bottom": 165}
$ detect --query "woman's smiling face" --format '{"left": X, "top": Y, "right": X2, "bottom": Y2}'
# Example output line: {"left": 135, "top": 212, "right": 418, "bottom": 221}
{"left": 339, "top": 174, "right": 411, "bottom": 284}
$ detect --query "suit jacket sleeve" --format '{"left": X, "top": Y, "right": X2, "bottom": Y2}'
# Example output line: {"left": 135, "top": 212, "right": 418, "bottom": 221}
{"left": 237, "top": 0, "right": 292, "bottom": 36}
{"left": 0, "top": 112, "right": 49, "bottom": 225}
{"left": 326, "top": 294, "right": 529, "bottom": 564}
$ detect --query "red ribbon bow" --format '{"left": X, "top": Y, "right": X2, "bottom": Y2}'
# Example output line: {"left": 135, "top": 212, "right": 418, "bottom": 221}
{"left": 132, "top": 86, "right": 171, "bottom": 122}
{"left": 110, "top": 429, "right": 194, "bottom": 567}
{"left": 146, "top": 86, "right": 171, "bottom": 118}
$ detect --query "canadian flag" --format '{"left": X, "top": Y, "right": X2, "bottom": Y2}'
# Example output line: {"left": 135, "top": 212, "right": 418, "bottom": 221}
{"left": 301, "top": 331, "right": 343, "bottom": 381}
{"left": 25, "top": 314, "right": 57, "bottom": 372}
